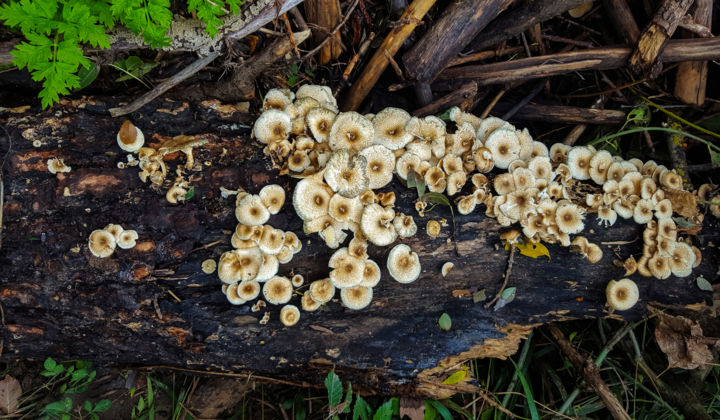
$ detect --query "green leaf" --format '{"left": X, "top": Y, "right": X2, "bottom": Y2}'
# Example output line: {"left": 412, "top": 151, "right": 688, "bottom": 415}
{"left": 94, "top": 399, "right": 111, "bottom": 412}
{"left": 425, "top": 400, "right": 453, "bottom": 420}
{"left": 76, "top": 62, "right": 100, "bottom": 90}
{"left": 441, "top": 369, "right": 467, "bottom": 385}
{"left": 373, "top": 400, "right": 394, "bottom": 420}
{"left": 84, "top": 400, "right": 93, "bottom": 412}
{"left": 438, "top": 313, "right": 451, "bottom": 331}
{"left": 696, "top": 276, "right": 713, "bottom": 292}
{"left": 352, "top": 395, "right": 372, "bottom": 420}
{"left": 422, "top": 192, "right": 450, "bottom": 207}
{"left": 185, "top": 187, "right": 195, "bottom": 200}
{"left": 509, "top": 359, "right": 539, "bottom": 420}
{"left": 709, "top": 148, "right": 720, "bottom": 165}
{"left": 501, "top": 287, "right": 516, "bottom": 301}
{"left": 342, "top": 382, "right": 353, "bottom": 413}
{"left": 325, "top": 370, "right": 343, "bottom": 408}
{"left": 137, "top": 396, "right": 146, "bottom": 412}
{"left": 472, "top": 289, "right": 486, "bottom": 303}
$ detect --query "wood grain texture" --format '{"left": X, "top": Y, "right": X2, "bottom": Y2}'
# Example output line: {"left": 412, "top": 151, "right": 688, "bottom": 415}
{"left": 673, "top": 0, "right": 712, "bottom": 105}
{"left": 0, "top": 99, "right": 716, "bottom": 396}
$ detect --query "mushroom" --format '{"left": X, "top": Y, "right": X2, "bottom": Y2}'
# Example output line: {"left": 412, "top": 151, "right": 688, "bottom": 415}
{"left": 377, "top": 191, "right": 396, "bottom": 207}
{"left": 555, "top": 203, "right": 585, "bottom": 234}
{"left": 393, "top": 213, "right": 417, "bottom": 238}
{"left": 605, "top": 279, "right": 639, "bottom": 311}
{"left": 280, "top": 304, "right": 301, "bottom": 326}
{"left": 301, "top": 292, "right": 321, "bottom": 311}
{"left": 648, "top": 255, "right": 671, "bottom": 279}
{"left": 441, "top": 262, "right": 454, "bottom": 277}
{"left": 633, "top": 199, "right": 654, "bottom": 225}
{"left": 426, "top": 220, "right": 441, "bottom": 237}
{"left": 158, "top": 135, "right": 208, "bottom": 170}
{"left": 259, "top": 184, "right": 286, "bottom": 215}
{"left": 457, "top": 195, "right": 476, "bottom": 215}
{"left": 104, "top": 224, "right": 125, "bottom": 240}
{"left": 328, "top": 248, "right": 365, "bottom": 289}
{"left": 329, "top": 112, "right": 374, "bottom": 152}
{"left": 225, "top": 283, "right": 247, "bottom": 305}
{"left": 202, "top": 259, "right": 217, "bottom": 274}
{"left": 472, "top": 147, "right": 494, "bottom": 173}
{"left": 360, "top": 204, "right": 397, "bottom": 246}
{"left": 284, "top": 231, "right": 303, "bottom": 254}
{"left": 306, "top": 107, "right": 337, "bottom": 143}
{"left": 324, "top": 150, "right": 370, "bottom": 198}
{"left": 589, "top": 150, "right": 613, "bottom": 185}
{"left": 358, "top": 145, "right": 396, "bottom": 189}
{"left": 484, "top": 129, "right": 520, "bottom": 169}
{"left": 255, "top": 253, "right": 280, "bottom": 282}
{"left": 669, "top": 242, "right": 694, "bottom": 277}
{"left": 47, "top": 158, "right": 71, "bottom": 174}
{"left": 117, "top": 120, "right": 145, "bottom": 152}
{"left": 262, "top": 88, "right": 294, "bottom": 110}
{"left": 253, "top": 110, "right": 292, "bottom": 144}
{"left": 566, "top": 146, "right": 593, "bottom": 180}
{"left": 296, "top": 85, "right": 337, "bottom": 108}
{"left": 549, "top": 143, "right": 570, "bottom": 163}
{"left": 387, "top": 244, "right": 421, "bottom": 284}
{"left": 329, "top": 194, "right": 364, "bottom": 224}
{"left": 117, "top": 230, "right": 139, "bottom": 249}
{"left": 309, "top": 278, "right": 336, "bottom": 303}
{"left": 236, "top": 194, "right": 271, "bottom": 226}
{"left": 88, "top": 229, "right": 116, "bottom": 258}
{"left": 258, "top": 226, "right": 285, "bottom": 254}
{"left": 217, "top": 248, "right": 263, "bottom": 283}
{"left": 291, "top": 274, "right": 304, "bottom": 287}
{"left": 476, "top": 116, "right": 511, "bottom": 142}
{"left": 372, "top": 107, "right": 413, "bottom": 150}
{"left": 237, "top": 280, "right": 261, "bottom": 301}
{"left": 340, "top": 286, "right": 373, "bottom": 310}
{"left": 263, "top": 276, "right": 293, "bottom": 305}
{"left": 660, "top": 170, "right": 683, "bottom": 190}
{"left": 166, "top": 185, "right": 188, "bottom": 204}
{"left": 360, "top": 259, "right": 381, "bottom": 287}
{"left": 293, "top": 176, "right": 333, "bottom": 220}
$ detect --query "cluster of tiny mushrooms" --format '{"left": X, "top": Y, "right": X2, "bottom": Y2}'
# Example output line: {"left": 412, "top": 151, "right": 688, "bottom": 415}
{"left": 72, "top": 84, "right": 717, "bottom": 326}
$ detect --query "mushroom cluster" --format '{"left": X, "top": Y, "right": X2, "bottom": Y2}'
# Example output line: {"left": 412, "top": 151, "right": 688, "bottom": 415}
{"left": 88, "top": 224, "right": 139, "bottom": 258}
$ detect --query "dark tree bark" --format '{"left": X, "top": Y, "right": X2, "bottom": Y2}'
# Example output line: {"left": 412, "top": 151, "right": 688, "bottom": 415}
{"left": 0, "top": 98, "right": 716, "bottom": 397}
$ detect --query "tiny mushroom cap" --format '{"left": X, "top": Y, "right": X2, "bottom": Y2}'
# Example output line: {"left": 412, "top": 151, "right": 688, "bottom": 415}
{"left": 236, "top": 194, "right": 271, "bottom": 226}
{"left": 276, "top": 246, "right": 294, "bottom": 264}
{"left": 457, "top": 195, "right": 476, "bottom": 215}
{"left": 341, "top": 286, "right": 373, "bottom": 310}
{"left": 441, "top": 262, "right": 454, "bottom": 277}
{"left": 166, "top": 185, "right": 188, "bottom": 204}
{"left": 284, "top": 231, "right": 303, "bottom": 253}
{"left": 202, "top": 259, "right": 217, "bottom": 274}
{"left": 306, "top": 107, "right": 337, "bottom": 143}
{"left": 476, "top": 116, "right": 510, "bottom": 142}
{"left": 472, "top": 146, "right": 495, "bottom": 173}
{"left": 549, "top": 143, "right": 570, "bottom": 163}
{"left": 395, "top": 152, "right": 422, "bottom": 181}
{"left": 567, "top": 146, "right": 593, "bottom": 180}
{"left": 217, "top": 248, "right": 263, "bottom": 283}
{"left": 255, "top": 253, "right": 280, "bottom": 281}
{"left": 280, "top": 304, "right": 301, "bottom": 326}
{"left": 484, "top": 129, "right": 520, "bottom": 169}
{"left": 493, "top": 173, "right": 516, "bottom": 196}
{"left": 329, "top": 112, "right": 375, "bottom": 152}
{"left": 259, "top": 184, "right": 285, "bottom": 214}
{"left": 262, "top": 88, "right": 294, "bottom": 110}
{"left": 263, "top": 276, "right": 293, "bottom": 305}
{"left": 555, "top": 203, "right": 585, "bottom": 234}
{"left": 329, "top": 248, "right": 365, "bottom": 289}
{"left": 446, "top": 172, "right": 467, "bottom": 196}
{"left": 358, "top": 145, "right": 396, "bottom": 189}
{"left": 309, "top": 278, "right": 336, "bottom": 303}
{"left": 623, "top": 256, "right": 638, "bottom": 276}
{"left": 225, "top": 283, "right": 247, "bottom": 305}
{"left": 259, "top": 226, "right": 285, "bottom": 254}
{"left": 605, "top": 279, "right": 639, "bottom": 311}
{"left": 586, "top": 243, "right": 603, "bottom": 263}
{"left": 360, "top": 259, "right": 382, "bottom": 287}
{"left": 426, "top": 220, "right": 441, "bottom": 237}
{"left": 589, "top": 150, "right": 613, "bottom": 185}
{"left": 117, "top": 120, "right": 145, "bottom": 152}
{"left": 372, "top": 107, "right": 413, "bottom": 149}
{"left": 237, "top": 280, "right": 261, "bottom": 301}
{"left": 329, "top": 194, "right": 364, "bottom": 223}
{"left": 393, "top": 213, "right": 418, "bottom": 238}
{"left": 528, "top": 156, "right": 552, "bottom": 181}
{"left": 361, "top": 203, "right": 398, "bottom": 246}
{"left": 660, "top": 170, "right": 683, "bottom": 190}
{"left": 324, "top": 150, "right": 370, "bottom": 198}
{"left": 291, "top": 274, "right": 305, "bottom": 287}
{"left": 47, "top": 157, "right": 71, "bottom": 174}
{"left": 657, "top": 218, "right": 677, "bottom": 241}
{"left": 104, "top": 223, "right": 125, "bottom": 240}
{"left": 387, "top": 244, "right": 421, "bottom": 284}
{"left": 654, "top": 199, "right": 673, "bottom": 219}
{"left": 296, "top": 85, "right": 337, "bottom": 107}
{"left": 117, "top": 230, "right": 139, "bottom": 249}
{"left": 253, "top": 110, "right": 292, "bottom": 144}
{"left": 301, "top": 292, "right": 321, "bottom": 311}
{"left": 648, "top": 255, "right": 672, "bottom": 279}
{"left": 88, "top": 229, "right": 116, "bottom": 258}
{"left": 349, "top": 234, "right": 369, "bottom": 259}
{"left": 669, "top": 242, "right": 695, "bottom": 277}
{"left": 293, "top": 177, "right": 332, "bottom": 220}
{"left": 633, "top": 199, "right": 655, "bottom": 225}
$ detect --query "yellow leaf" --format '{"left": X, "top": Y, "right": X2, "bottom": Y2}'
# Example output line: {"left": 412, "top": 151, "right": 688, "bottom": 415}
{"left": 505, "top": 238, "right": 551, "bottom": 260}
{"left": 442, "top": 369, "right": 467, "bottom": 385}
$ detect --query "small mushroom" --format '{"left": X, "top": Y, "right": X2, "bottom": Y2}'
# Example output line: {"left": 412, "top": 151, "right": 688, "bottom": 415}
{"left": 253, "top": 110, "right": 292, "bottom": 144}
{"left": 225, "top": 283, "right": 247, "bottom": 305}
{"left": 301, "top": 292, "right": 321, "bottom": 311}
{"left": 293, "top": 176, "right": 332, "bottom": 220}
{"left": 555, "top": 203, "right": 585, "bottom": 234}
{"left": 259, "top": 184, "right": 286, "bottom": 215}
{"left": 393, "top": 213, "right": 417, "bottom": 238}
{"left": 104, "top": 224, "right": 124, "bottom": 240}
{"left": 217, "top": 248, "right": 263, "bottom": 283}
{"left": 237, "top": 280, "right": 261, "bottom": 301}
{"left": 360, "top": 259, "right": 381, "bottom": 287}
{"left": 484, "top": 129, "right": 520, "bottom": 169}
{"left": 360, "top": 204, "right": 397, "bottom": 246}
{"left": 566, "top": 146, "right": 593, "bottom": 180}
{"left": 328, "top": 248, "right": 365, "bottom": 289}
{"left": 258, "top": 226, "right": 285, "bottom": 254}
{"left": 262, "top": 276, "right": 293, "bottom": 305}
{"left": 47, "top": 158, "right": 71, "bottom": 174}
{"left": 291, "top": 274, "right": 304, "bottom": 287}
{"left": 341, "top": 286, "right": 373, "bottom": 310}
{"left": 441, "top": 262, "right": 454, "bottom": 278}
{"left": 324, "top": 150, "right": 369, "bottom": 198}
{"left": 605, "top": 279, "right": 639, "bottom": 311}
{"left": 88, "top": 229, "right": 116, "bottom": 258}
{"left": 426, "top": 220, "right": 441, "bottom": 237}
{"left": 202, "top": 259, "right": 217, "bottom": 274}
{"left": 117, "top": 120, "right": 145, "bottom": 152}
{"left": 117, "top": 230, "right": 139, "bottom": 249}
{"left": 236, "top": 194, "right": 271, "bottom": 226}
{"left": 387, "top": 244, "right": 421, "bottom": 284}
{"left": 372, "top": 107, "right": 413, "bottom": 150}
{"left": 255, "top": 253, "right": 280, "bottom": 281}
{"left": 280, "top": 304, "right": 301, "bottom": 326}
{"left": 309, "top": 278, "right": 336, "bottom": 303}
{"left": 329, "top": 112, "right": 374, "bottom": 152}
{"left": 358, "top": 145, "right": 396, "bottom": 189}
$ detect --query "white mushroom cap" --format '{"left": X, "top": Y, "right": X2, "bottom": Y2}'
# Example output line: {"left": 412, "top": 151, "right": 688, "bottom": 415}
{"left": 104, "top": 223, "right": 125, "bottom": 240}
{"left": 361, "top": 203, "right": 397, "bottom": 246}
{"left": 255, "top": 253, "right": 279, "bottom": 282}
{"left": 329, "top": 194, "right": 363, "bottom": 223}
{"left": 549, "top": 143, "right": 570, "bottom": 163}
{"left": 387, "top": 244, "right": 421, "bottom": 284}
{"left": 372, "top": 107, "right": 413, "bottom": 149}
{"left": 406, "top": 140, "right": 433, "bottom": 161}
{"left": 648, "top": 255, "right": 671, "bottom": 279}
{"left": 309, "top": 278, "right": 336, "bottom": 303}
{"left": 259, "top": 184, "right": 285, "bottom": 214}
{"left": 485, "top": 129, "right": 520, "bottom": 169}
{"left": 293, "top": 177, "right": 332, "bottom": 220}
{"left": 472, "top": 146, "right": 494, "bottom": 173}
{"left": 341, "top": 286, "right": 373, "bottom": 310}
{"left": 306, "top": 107, "right": 337, "bottom": 143}
{"left": 449, "top": 106, "right": 482, "bottom": 131}
{"left": 606, "top": 162, "right": 625, "bottom": 183}
{"left": 606, "top": 279, "right": 639, "bottom": 311}
{"left": 654, "top": 199, "right": 673, "bottom": 220}
{"left": 669, "top": 242, "right": 694, "bottom": 277}
{"left": 406, "top": 116, "right": 447, "bottom": 151}
{"left": 117, "top": 120, "right": 145, "bottom": 152}
{"left": 329, "top": 112, "right": 374, "bottom": 152}
{"left": 117, "top": 230, "right": 139, "bottom": 249}
{"left": 329, "top": 248, "right": 365, "bottom": 289}
{"left": 301, "top": 292, "right": 321, "bottom": 311}
{"left": 555, "top": 203, "right": 585, "bottom": 234}
{"left": 493, "top": 173, "right": 516, "bottom": 196}
{"left": 597, "top": 206, "right": 617, "bottom": 227}
{"left": 276, "top": 246, "right": 294, "bottom": 264}
{"left": 237, "top": 280, "right": 261, "bottom": 301}
{"left": 262, "top": 276, "right": 293, "bottom": 305}
{"left": 633, "top": 199, "right": 654, "bottom": 224}
{"left": 324, "top": 150, "right": 370, "bottom": 198}
{"left": 567, "top": 146, "right": 593, "bottom": 180}
{"left": 236, "top": 194, "right": 271, "bottom": 226}
{"left": 441, "top": 262, "right": 454, "bottom": 277}
{"left": 660, "top": 170, "right": 683, "bottom": 190}
{"left": 47, "top": 157, "right": 71, "bottom": 174}
{"left": 88, "top": 229, "right": 116, "bottom": 258}
{"left": 529, "top": 141, "right": 548, "bottom": 159}
{"left": 284, "top": 231, "right": 302, "bottom": 254}
{"left": 528, "top": 156, "right": 552, "bottom": 181}
{"left": 296, "top": 85, "right": 337, "bottom": 107}
{"left": 225, "top": 282, "right": 247, "bottom": 305}
{"left": 291, "top": 274, "right": 304, "bottom": 287}
{"left": 395, "top": 152, "right": 422, "bottom": 181}
{"left": 280, "top": 304, "right": 301, "bottom": 326}
{"left": 358, "top": 145, "right": 396, "bottom": 189}
{"left": 393, "top": 213, "right": 417, "bottom": 238}
{"left": 589, "top": 150, "right": 613, "bottom": 185}
{"left": 360, "top": 259, "right": 381, "bottom": 287}
{"left": 262, "top": 88, "right": 294, "bottom": 110}
{"left": 446, "top": 171, "right": 467, "bottom": 196}
{"left": 457, "top": 195, "right": 476, "bottom": 215}
{"left": 258, "top": 226, "right": 285, "bottom": 254}
{"left": 217, "top": 248, "right": 263, "bottom": 283}
{"left": 476, "top": 116, "right": 511, "bottom": 142}
{"left": 252, "top": 110, "right": 292, "bottom": 144}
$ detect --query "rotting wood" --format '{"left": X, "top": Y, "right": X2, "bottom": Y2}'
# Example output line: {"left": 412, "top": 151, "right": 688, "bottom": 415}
{"left": 0, "top": 100, "right": 716, "bottom": 396}
{"left": 437, "top": 38, "right": 720, "bottom": 85}
{"left": 508, "top": 103, "right": 626, "bottom": 125}
{"left": 402, "top": 0, "right": 514, "bottom": 85}
{"left": 627, "top": 0, "right": 694, "bottom": 78}
{"left": 673, "top": 0, "right": 712, "bottom": 105}
{"left": 341, "top": 0, "right": 438, "bottom": 111}
{"left": 602, "top": 0, "right": 640, "bottom": 45}
{"left": 304, "top": 0, "right": 343, "bottom": 64}
{"left": 469, "top": 0, "right": 591, "bottom": 52}
{"left": 412, "top": 82, "right": 477, "bottom": 116}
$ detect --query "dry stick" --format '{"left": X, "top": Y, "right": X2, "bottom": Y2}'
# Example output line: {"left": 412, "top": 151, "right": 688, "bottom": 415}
{"left": 563, "top": 96, "right": 607, "bottom": 145}
{"left": 627, "top": 0, "right": 694, "bottom": 77}
{"left": 281, "top": 13, "right": 301, "bottom": 58}
{"left": 412, "top": 81, "right": 477, "bottom": 116}
{"left": 547, "top": 324, "right": 632, "bottom": 420}
{"left": 679, "top": 15, "right": 713, "bottom": 37}
{"left": 485, "top": 245, "right": 515, "bottom": 309}
{"left": 673, "top": 0, "right": 712, "bottom": 105}
{"left": 342, "top": 33, "right": 375, "bottom": 81}
{"left": 341, "top": 0, "right": 439, "bottom": 110}
{"left": 446, "top": 46, "right": 525, "bottom": 68}
{"left": 513, "top": 103, "right": 626, "bottom": 124}
{"left": 109, "top": 51, "right": 221, "bottom": 117}
{"left": 437, "top": 38, "right": 720, "bottom": 85}
{"left": 383, "top": 49, "right": 405, "bottom": 78}
{"left": 501, "top": 78, "right": 546, "bottom": 120}
{"left": 480, "top": 88, "right": 508, "bottom": 118}
{"left": 288, "top": 7, "right": 308, "bottom": 31}
{"left": 602, "top": 0, "right": 640, "bottom": 45}
{"left": 301, "top": 0, "right": 359, "bottom": 61}
{"left": 541, "top": 34, "right": 595, "bottom": 49}
{"left": 303, "top": 0, "right": 342, "bottom": 64}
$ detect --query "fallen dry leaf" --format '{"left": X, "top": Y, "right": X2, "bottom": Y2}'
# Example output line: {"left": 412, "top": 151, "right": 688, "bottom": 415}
{"left": 655, "top": 312, "right": 715, "bottom": 369}
{"left": 399, "top": 397, "right": 425, "bottom": 420}
{"left": 0, "top": 375, "right": 22, "bottom": 415}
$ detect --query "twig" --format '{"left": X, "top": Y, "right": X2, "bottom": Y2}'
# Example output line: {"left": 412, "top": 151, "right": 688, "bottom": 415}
{"left": 383, "top": 49, "right": 405, "bottom": 78}
{"left": 501, "top": 78, "right": 546, "bottom": 120}
{"left": 541, "top": 34, "right": 595, "bottom": 49}
{"left": 485, "top": 245, "right": 515, "bottom": 308}
{"left": 281, "top": 13, "right": 300, "bottom": 58}
{"left": 480, "top": 88, "right": 507, "bottom": 118}
{"left": 288, "top": 7, "right": 308, "bottom": 31}
{"left": 109, "top": 51, "right": 222, "bottom": 117}
{"left": 301, "top": 0, "right": 359, "bottom": 61}
{"left": 342, "top": 32, "right": 375, "bottom": 81}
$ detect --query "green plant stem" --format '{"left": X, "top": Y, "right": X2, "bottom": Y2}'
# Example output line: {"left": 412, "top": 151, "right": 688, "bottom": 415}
{"left": 588, "top": 127, "right": 720, "bottom": 153}
{"left": 640, "top": 95, "right": 720, "bottom": 140}
{"left": 500, "top": 332, "right": 533, "bottom": 410}
{"left": 557, "top": 388, "right": 580, "bottom": 416}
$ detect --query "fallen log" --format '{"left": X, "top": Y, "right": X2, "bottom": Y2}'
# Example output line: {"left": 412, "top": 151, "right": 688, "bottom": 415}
{"left": 437, "top": 37, "right": 720, "bottom": 85}
{"left": 0, "top": 98, "right": 716, "bottom": 397}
